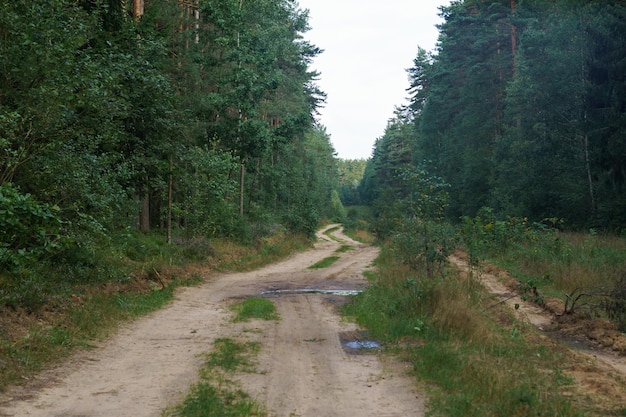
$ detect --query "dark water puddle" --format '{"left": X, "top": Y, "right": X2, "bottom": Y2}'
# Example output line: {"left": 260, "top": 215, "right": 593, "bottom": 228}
{"left": 339, "top": 331, "right": 381, "bottom": 354}
{"left": 342, "top": 340, "right": 381, "bottom": 350}
{"left": 261, "top": 288, "right": 362, "bottom": 296}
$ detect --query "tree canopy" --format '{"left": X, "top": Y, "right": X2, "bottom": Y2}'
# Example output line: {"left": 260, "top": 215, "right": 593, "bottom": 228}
{"left": 0, "top": 0, "right": 339, "bottom": 273}
{"left": 362, "top": 0, "right": 626, "bottom": 232}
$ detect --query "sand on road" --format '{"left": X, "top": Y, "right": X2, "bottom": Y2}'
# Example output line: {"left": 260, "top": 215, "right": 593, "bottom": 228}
{"left": 0, "top": 225, "right": 425, "bottom": 417}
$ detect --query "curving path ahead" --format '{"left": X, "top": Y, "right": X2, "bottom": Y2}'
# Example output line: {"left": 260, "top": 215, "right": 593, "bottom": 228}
{"left": 0, "top": 225, "right": 425, "bottom": 417}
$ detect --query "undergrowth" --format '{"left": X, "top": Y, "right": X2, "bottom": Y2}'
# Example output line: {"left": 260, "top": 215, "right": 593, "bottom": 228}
{"left": 214, "top": 233, "right": 310, "bottom": 272}
{"left": 342, "top": 246, "right": 586, "bottom": 417}
{"left": 461, "top": 208, "right": 626, "bottom": 328}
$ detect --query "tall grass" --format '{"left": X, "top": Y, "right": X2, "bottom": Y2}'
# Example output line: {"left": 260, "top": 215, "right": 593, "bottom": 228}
{"left": 343, "top": 245, "right": 585, "bottom": 417}
{"left": 461, "top": 212, "right": 626, "bottom": 325}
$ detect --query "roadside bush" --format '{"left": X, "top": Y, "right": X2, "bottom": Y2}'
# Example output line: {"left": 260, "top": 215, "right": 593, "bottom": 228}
{"left": 390, "top": 219, "right": 457, "bottom": 278}
{"left": 283, "top": 201, "right": 319, "bottom": 238}
{"left": 0, "top": 274, "right": 48, "bottom": 312}
{"left": 0, "top": 183, "right": 65, "bottom": 271}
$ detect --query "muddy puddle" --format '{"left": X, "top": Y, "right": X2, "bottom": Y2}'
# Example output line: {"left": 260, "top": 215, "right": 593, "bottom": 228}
{"left": 261, "top": 288, "right": 362, "bottom": 296}
{"left": 339, "top": 331, "right": 382, "bottom": 354}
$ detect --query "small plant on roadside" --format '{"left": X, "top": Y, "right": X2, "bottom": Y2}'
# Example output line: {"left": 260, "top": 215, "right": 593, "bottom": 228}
{"left": 603, "top": 274, "right": 626, "bottom": 331}
{"left": 390, "top": 219, "right": 457, "bottom": 278}
{"left": 206, "top": 338, "right": 260, "bottom": 372}
{"left": 517, "top": 275, "right": 550, "bottom": 306}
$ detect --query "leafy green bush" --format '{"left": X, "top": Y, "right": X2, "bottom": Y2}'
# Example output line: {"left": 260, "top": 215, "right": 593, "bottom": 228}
{"left": 284, "top": 200, "right": 319, "bottom": 238}
{"left": 0, "top": 183, "right": 65, "bottom": 271}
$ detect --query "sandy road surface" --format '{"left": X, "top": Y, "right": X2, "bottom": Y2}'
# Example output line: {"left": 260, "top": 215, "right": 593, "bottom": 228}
{"left": 0, "top": 225, "right": 425, "bottom": 417}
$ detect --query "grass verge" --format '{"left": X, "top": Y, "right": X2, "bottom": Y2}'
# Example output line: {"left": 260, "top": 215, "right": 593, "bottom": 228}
{"left": 461, "top": 213, "right": 626, "bottom": 331}
{"left": 214, "top": 233, "right": 310, "bottom": 272}
{"left": 342, "top": 246, "right": 588, "bottom": 417}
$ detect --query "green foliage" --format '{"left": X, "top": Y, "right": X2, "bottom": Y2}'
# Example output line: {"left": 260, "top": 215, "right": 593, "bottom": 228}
{"left": 460, "top": 207, "right": 533, "bottom": 264}
{"left": 176, "top": 147, "right": 239, "bottom": 238}
{"left": 337, "top": 158, "right": 368, "bottom": 206}
{"left": 0, "top": 0, "right": 334, "bottom": 303}
{"left": 400, "top": 0, "right": 626, "bottom": 230}
{"left": 390, "top": 219, "right": 457, "bottom": 278}
{"left": 0, "top": 184, "right": 64, "bottom": 271}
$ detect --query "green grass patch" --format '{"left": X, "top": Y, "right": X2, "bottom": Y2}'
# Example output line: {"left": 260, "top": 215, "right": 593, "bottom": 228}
{"left": 324, "top": 225, "right": 341, "bottom": 235}
{"left": 230, "top": 298, "right": 279, "bottom": 322}
{"left": 164, "top": 338, "right": 265, "bottom": 417}
{"left": 335, "top": 245, "right": 353, "bottom": 253}
{"left": 206, "top": 338, "right": 260, "bottom": 372}
{"left": 342, "top": 244, "right": 586, "bottom": 417}
{"left": 308, "top": 256, "right": 340, "bottom": 269}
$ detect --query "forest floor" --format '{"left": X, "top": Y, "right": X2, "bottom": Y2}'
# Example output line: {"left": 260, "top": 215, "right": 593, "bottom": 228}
{"left": 0, "top": 225, "right": 425, "bottom": 417}
{"left": 0, "top": 227, "right": 624, "bottom": 416}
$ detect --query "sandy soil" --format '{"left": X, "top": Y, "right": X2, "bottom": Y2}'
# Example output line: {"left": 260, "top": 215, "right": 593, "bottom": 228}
{"left": 0, "top": 225, "right": 425, "bottom": 417}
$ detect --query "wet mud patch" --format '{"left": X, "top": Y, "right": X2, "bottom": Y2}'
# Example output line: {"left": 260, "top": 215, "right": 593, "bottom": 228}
{"left": 339, "top": 331, "right": 381, "bottom": 355}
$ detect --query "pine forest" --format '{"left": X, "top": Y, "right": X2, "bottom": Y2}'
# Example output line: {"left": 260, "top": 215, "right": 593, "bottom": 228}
{"left": 1, "top": 0, "right": 626, "bottom": 329}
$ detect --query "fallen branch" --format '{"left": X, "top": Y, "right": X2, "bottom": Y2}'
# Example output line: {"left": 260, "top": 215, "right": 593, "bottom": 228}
{"left": 486, "top": 293, "right": 518, "bottom": 310}
{"left": 152, "top": 267, "right": 166, "bottom": 289}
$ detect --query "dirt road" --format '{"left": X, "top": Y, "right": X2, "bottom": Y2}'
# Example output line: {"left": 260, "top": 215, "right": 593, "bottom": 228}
{"left": 0, "top": 225, "right": 425, "bottom": 417}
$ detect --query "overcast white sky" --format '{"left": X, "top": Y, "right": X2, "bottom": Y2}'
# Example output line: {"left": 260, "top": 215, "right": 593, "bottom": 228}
{"left": 296, "top": 0, "right": 451, "bottom": 159}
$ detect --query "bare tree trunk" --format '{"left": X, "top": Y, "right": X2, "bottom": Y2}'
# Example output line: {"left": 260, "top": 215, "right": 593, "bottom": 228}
{"left": 510, "top": 0, "right": 517, "bottom": 78}
{"left": 139, "top": 186, "right": 150, "bottom": 232}
{"left": 583, "top": 134, "right": 596, "bottom": 219}
{"left": 167, "top": 154, "right": 173, "bottom": 244}
{"left": 132, "top": 0, "right": 144, "bottom": 20}
{"left": 239, "top": 161, "right": 245, "bottom": 216}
